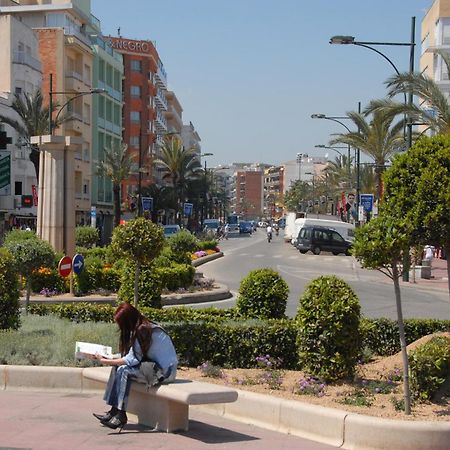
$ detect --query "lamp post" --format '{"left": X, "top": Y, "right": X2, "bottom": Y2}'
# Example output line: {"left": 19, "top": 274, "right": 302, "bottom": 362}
{"left": 296, "top": 153, "right": 302, "bottom": 182}
{"left": 330, "top": 19, "right": 416, "bottom": 284}
{"left": 311, "top": 113, "right": 356, "bottom": 204}
{"left": 200, "top": 152, "right": 213, "bottom": 229}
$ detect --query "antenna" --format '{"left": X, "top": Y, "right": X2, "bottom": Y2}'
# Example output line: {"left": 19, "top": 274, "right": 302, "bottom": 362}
{"left": 117, "top": 27, "right": 121, "bottom": 37}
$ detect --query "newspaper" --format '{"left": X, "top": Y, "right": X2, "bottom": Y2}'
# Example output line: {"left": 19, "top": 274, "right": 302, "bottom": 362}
{"left": 75, "top": 341, "right": 114, "bottom": 360}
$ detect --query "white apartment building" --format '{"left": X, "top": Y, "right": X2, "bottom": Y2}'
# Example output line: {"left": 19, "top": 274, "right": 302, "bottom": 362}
{"left": 0, "top": 13, "right": 42, "bottom": 239}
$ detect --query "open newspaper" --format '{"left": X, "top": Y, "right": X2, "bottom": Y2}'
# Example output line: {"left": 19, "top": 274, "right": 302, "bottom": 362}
{"left": 75, "top": 341, "right": 114, "bottom": 360}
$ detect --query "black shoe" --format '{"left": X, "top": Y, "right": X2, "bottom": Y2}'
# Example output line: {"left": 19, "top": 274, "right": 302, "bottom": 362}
{"left": 93, "top": 407, "right": 118, "bottom": 423}
{"left": 103, "top": 411, "right": 128, "bottom": 432}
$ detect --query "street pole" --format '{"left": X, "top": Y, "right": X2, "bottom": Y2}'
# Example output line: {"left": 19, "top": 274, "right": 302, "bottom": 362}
{"left": 137, "top": 128, "right": 143, "bottom": 217}
{"left": 48, "top": 73, "right": 53, "bottom": 135}
{"left": 356, "top": 102, "right": 361, "bottom": 221}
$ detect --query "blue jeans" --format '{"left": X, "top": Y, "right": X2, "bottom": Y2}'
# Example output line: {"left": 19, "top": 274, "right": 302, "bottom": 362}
{"left": 103, "top": 365, "right": 140, "bottom": 411}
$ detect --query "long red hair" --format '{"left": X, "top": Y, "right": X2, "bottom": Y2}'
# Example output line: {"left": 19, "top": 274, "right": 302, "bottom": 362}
{"left": 114, "top": 303, "right": 153, "bottom": 357}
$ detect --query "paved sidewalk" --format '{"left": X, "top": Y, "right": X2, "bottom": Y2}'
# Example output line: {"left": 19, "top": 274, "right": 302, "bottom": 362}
{"left": 0, "top": 390, "right": 336, "bottom": 450}
{"left": 402, "top": 257, "right": 449, "bottom": 292}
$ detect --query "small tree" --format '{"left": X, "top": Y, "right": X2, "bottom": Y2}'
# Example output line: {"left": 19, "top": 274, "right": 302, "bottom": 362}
{"left": 167, "top": 229, "right": 198, "bottom": 264}
{"left": 0, "top": 248, "right": 20, "bottom": 330}
{"left": 110, "top": 217, "right": 164, "bottom": 307}
{"left": 352, "top": 214, "right": 412, "bottom": 414}
{"left": 75, "top": 226, "right": 99, "bottom": 248}
{"left": 4, "top": 235, "right": 55, "bottom": 314}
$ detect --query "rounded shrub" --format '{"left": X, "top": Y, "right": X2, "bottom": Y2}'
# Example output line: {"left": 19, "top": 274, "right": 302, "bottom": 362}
{"left": 167, "top": 229, "right": 198, "bottom": 264}
{"left": 0, "top": 248, "right": 20, "bottom": 330}
{"left": 29, "top": 267, "right": 65, "bottom": 294}
{"left": 236, "top": 268, "right": 289, "bottom": 319}
{"left": 296, "top": 275, "right": 361, "bottom": 382}
{"left": 75, "top": 226, "right": 99, "bottom": 248}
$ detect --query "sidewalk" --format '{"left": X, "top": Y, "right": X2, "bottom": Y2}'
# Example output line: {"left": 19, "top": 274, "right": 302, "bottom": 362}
{"left": 402, "top": 257, "right": 449, "bottom": 292}
{"left": 0, "top": 390, "right": 335, "bottom": 450}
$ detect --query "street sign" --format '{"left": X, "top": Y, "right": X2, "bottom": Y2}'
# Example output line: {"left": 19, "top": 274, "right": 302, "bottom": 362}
{"left": 58, "top": 255, "right": 72, "bottom": 278}
{"left": 183, "top": 202, "right": 193, "bottom": 216}
{"left": 142, "top": 197, "right": 153, "bottom": 212}
{"left": 72, "top": 254, "right": 85, "bottom": 275}
{"left": 90, "top": 206, "right": 97, "bottom": 218}
{"left": 360, "top": 194, "right": 374, "bottom": 213}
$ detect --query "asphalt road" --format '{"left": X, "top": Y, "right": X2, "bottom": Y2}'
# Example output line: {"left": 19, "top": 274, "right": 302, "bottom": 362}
{"left": 197, "top": 229, "right": 450, "bottom": 319}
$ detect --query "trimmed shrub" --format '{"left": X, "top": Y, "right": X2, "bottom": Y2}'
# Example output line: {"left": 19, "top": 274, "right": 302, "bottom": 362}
{"left": 236, "top": 268, "right": 289, "bottom": 319}
{"left": 75, "top": 226, "right": 99, "bottom": 248}
{"left": 156, "top": 263, "right": 195, "bottom": 291}
{"left": 74, "top": 256, "right": 103, "bottom": 294}
{"left": 409, "top": 336, "right": 450, "bottom": 401}
{"left": 0, "top": 248, "right": 20, "bottom": 330}
{"left": 4, "top": 229, "right": 37, "bottom": 244}
{"left": 296, "top": 275, "right": 361, "bottom": 382}
{"left": 197, "top": 239, "right": 218, "bottom": 251}
{"left": 118, "top": 263, "right": 162, "bottom": 308}
{"left": 167, "top": 230, "right": 198, "bottom": 264}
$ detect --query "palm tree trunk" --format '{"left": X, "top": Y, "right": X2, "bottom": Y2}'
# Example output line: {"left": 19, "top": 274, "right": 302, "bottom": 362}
{"left": 29, "top": 145, "right": 40, "bottom": 182}
{"left": 392, "top": 262, "right": 411, "bottom": 415}
{"left": 113, "top": 184, "right": 121, "bottom": 228}
{"left": 134, "top": 261, "right": 140, "bottom": 308}
{"left": 375, "top": 164, "right": 383, "bottom": 202}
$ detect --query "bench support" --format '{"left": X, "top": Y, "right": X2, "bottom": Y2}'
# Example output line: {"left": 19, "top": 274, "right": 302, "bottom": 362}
{"left": 128, "top": 389, "right": 189, "bottom": 432}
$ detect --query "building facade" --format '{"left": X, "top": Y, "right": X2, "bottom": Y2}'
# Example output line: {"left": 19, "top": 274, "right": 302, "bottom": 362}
{"left": 0, "top": 12, "right": 42, "bottom": 239}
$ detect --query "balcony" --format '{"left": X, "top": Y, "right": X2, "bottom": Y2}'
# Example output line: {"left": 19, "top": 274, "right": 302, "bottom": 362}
{"left": 155, "top": 112, "right": 167, "bottom": 132}
{"left": 65, "top": 71, "right": 85, "bottom": 91}
{"left": 12, "top": 51, "right": 42, "bottom": 72}
{"left": 155, "top": 67, "right": 167, "bottom": 88}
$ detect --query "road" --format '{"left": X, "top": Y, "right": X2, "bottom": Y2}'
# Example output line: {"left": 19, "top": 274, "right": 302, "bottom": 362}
{"left": 196, "top": 229, "right": 450, "bottom": 319}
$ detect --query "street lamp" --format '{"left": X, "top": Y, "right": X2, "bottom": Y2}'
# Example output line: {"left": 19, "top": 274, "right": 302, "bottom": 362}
{"left": 200, "top": 152, "right": 213, "bottom": 228}
{"left": 296, "top": 153, "right": 302, "bottom": 182}
{"left": 311, "top": 113, "right": 355, "bottom": 200}
{"left": 330, "top": 19, "right": 416, "bottom": 285}
{"left": 314, "top": 144, "right": 346, "bottom": 158}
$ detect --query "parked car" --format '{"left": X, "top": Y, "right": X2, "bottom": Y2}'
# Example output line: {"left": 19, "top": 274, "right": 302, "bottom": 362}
{"left": 239, "top": 221, "right": 253, "bottom": 234}
{"left": 163, "top": 224, "right": 181, "bottom": 238}
{"left": 295, "top": 225, "right": 352, "bottom": 255}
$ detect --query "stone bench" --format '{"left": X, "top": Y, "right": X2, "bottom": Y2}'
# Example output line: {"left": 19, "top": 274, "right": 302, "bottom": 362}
{"left": 83, "top": 367, "right": 238, "bottom": 432}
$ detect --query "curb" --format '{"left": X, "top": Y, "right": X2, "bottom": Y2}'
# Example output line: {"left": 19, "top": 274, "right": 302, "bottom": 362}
{"left": 161, "top": 283, "right": 232, "bottom": 305}
{"left": 1, "top": 365, "right": 450, "bottom": 449}
{"left": 192, "top": 251, "right": 223, "bottom": 267}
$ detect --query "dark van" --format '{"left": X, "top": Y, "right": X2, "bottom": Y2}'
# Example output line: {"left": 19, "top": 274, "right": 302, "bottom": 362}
{"left": 296, "top": 225, "right": 352, "bottom": 255}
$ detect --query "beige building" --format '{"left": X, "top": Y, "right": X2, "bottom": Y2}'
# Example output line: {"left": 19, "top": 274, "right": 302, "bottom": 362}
{"left": 1, "top": 0, "right": 95, "bottom": 225}
{"left": 421, "top": 0, "right": 450, "bottom": 121}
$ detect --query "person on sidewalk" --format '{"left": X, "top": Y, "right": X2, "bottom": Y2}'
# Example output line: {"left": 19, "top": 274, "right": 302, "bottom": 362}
{"left": 92, "top": 303, "right": 178, "bottom": 432}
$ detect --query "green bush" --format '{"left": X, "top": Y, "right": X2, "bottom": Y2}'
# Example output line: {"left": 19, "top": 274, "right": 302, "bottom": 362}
{"left": 296, "top": 275, "right": 361, "bottom": 382}
{"left": 118, "top": 262, "right": 162, "bottom": 308}
{"left": 409, "top": 336, "right": 450, "bottom": 401}
{"left": 167, "top": 230, "right": 198, "bottom": 264}
{"left": 4, "top": 229, "right": 38, "bottom": 244}
{"left": 0, "top": 248, "right": 20, "bottom": 330}
{"left": 74, "top": 256, "right": 103, "bottom": 294}
{"left": 75, "top": 246, "right": 112, "bottom": 263}
{"left": 75, "top": 226, "right": 99, "bottom": 248}
{"left": 236, "top": 268, "right": 289, "bottom": 319}
{"left": 156, "top": 263, "right": 195, "bottom": 291}
{"left": 197, "top": 239, "right": 218, "bottom": 251}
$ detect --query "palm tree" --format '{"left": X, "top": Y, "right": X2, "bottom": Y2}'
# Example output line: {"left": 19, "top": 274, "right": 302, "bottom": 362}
{"left": 0, "top": 90, "right": 57, "bottom": 181}
{"left": 366, "top": 50, "right": 450, "bottom": 136}
{"left": 329, "top": 110, "right": 405, "bottom": 201}
{"left": 97, "top": 142, "right": 134, "bottom": 228}
{"left": 153, "top": 136, "right": 202, "bottom": 222}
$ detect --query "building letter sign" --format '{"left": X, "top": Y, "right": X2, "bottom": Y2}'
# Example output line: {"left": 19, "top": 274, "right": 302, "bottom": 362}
{"left": 108, "top": 38, "right": 150, "bottom": 54}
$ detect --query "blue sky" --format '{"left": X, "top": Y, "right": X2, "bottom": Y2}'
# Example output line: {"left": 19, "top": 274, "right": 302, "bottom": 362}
{"left": 92, "top": 0, "right": 432, "bottom": 167}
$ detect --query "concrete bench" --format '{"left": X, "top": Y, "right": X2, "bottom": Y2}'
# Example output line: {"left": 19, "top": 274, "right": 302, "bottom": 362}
{"left": 83, "top": 367, "right": 238, "bottom": 432}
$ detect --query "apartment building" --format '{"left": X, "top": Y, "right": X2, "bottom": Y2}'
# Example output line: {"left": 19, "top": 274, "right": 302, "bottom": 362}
{"left": 106, "top": 35, "right": 166, "bottom": 199}
{"left": 263, "top": 165, "right": 284, "bottom": 219}
{"left": 0, "top": 0, "right": 98, "bottom": 227}
{"left": 0, "top": 12, "right": 42, "bottom": 239}
{"left": 421, "top": 0, "right": 450, "bottom": 110}
{"left": 89, "top": 16, "right": 123, "bottom": 242}
{"left": 231, "top": 169, "right": 263, "bottom": 219}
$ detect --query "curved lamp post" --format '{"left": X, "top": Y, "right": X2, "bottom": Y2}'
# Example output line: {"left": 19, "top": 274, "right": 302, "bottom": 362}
{"left": 200, "top": 152, "right": 213, "bottom": 227}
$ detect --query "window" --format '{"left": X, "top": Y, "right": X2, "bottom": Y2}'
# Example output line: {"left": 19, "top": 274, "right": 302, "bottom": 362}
{"left": 15, "top": 181, "right": 22, "bottom": 195}
{"left": 331, "top": 231, "right": 344, "bottom": 242}
{"left": 130, "top": 136, "right": 139, "bottom": 147}
{"left": 131, "top": 59, "right": 142, "bottom": 72}
{"left": 130, "top": 85, "right": 141, "bottom": 97}
{"left": 130, "top": 111, "right": 140, "bottom": 122}
{"left": 15, "top": 87, "right": 22, "bottom": 95}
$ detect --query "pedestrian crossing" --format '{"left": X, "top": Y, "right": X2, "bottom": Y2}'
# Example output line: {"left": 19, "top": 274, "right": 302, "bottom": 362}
{"left": 236, "top": 252, "right": 351, "bottom": 263}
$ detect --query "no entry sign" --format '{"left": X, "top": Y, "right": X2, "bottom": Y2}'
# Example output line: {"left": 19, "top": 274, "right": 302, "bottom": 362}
{"left": 58, "top": 255, "right": 72, "bottom": 277}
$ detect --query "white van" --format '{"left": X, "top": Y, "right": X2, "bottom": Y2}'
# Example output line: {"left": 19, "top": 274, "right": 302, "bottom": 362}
{"left": 292, "top": 218, "right": 355, "bottom": 245}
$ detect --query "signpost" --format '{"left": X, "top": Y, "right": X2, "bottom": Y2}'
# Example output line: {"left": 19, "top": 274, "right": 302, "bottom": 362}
{"left": 360, "top": 194, "right": 374, "bottom": 213}
{"left": 183, "top": 202, "right": 193, "bottom": 217}
{"left": 58, "top": 255, "right": 72, "bottom": 278}
{"left": 91, "top": 206, "right": 97, "bottom": 228}
{"left": 142, "top": 197, "right": 153, "bottom": 212}
{"left": 72, "top": 254, "right": 85, "bottom": 275}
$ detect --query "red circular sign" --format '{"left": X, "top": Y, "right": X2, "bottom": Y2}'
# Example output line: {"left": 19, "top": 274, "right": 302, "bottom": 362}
{"left": 58, "top": 256, "right": 72, "bottom": 277}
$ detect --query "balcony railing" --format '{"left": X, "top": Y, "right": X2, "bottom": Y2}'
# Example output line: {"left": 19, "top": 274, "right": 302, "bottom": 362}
{"left": 12, "top": 51, "right": 42, "bottom": 72}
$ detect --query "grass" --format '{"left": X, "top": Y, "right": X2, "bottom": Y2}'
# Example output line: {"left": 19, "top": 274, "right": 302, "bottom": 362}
{"left": 0, "top": 314, "right": 118, "bottom": 367}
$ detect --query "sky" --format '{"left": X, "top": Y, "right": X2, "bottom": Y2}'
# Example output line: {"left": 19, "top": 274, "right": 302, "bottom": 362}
{"left": 92, "top": 0, "right": 432, "bottom": 167}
